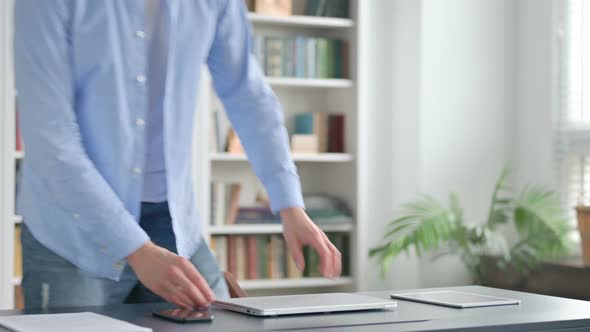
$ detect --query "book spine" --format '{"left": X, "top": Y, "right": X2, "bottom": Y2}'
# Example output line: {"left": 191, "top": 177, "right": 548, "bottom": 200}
{"left": 295, "top": 113, "right": 314, "bottom": 134}
{"left": 227, "top": 236, "right": 237, "bottom": 277}
{"left": 247, "top": 236, "right": 259, "bottom": 280}
{"left": 257, "top": 236, "right": 269, "bottom": 279}
{"left": 316, "top": 38, "right": 329, "bottom": 78}
{"left": 236, "top": 236, "right": 247, "bottom": 280}
{"left": 266, "top": 37, "right": 283, "bottom": 77}
{"left": 328, "top": 114, "right": 345, "bottom": 153}
{"left": 307, "top": 38, "right": 316, "bottom": 78}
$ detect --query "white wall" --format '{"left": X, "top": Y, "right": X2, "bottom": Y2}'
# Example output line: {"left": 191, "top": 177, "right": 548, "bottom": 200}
{"left": 514, "top": 0, "right": 555, "bottom": 190}
{"left": 362, "top": 0, "right": 519, "bottom": 290}
{"left": 418, "top": 0, "right": 517, "bottom": 287}
{"left": 361, "top": 0, "right": 422, "bottom": 291}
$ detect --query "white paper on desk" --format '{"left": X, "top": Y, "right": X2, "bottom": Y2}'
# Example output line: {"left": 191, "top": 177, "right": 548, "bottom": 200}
{"left": 0, "top": 312, "right": 151, "bottom": 332}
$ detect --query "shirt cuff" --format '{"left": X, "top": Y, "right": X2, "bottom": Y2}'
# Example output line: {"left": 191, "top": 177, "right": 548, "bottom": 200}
{"left": 264, "top": 172, "right": 305, "bottom": 213}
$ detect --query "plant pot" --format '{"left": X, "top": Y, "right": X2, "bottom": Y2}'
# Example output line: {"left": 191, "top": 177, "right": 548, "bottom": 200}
{"left": 576, "top": 206, "right": 590, "bottom": 265}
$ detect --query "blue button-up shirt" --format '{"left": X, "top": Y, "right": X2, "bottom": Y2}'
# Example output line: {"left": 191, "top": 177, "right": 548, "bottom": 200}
{"left": 14, "top": 0, "right": 304, "bottom": 281}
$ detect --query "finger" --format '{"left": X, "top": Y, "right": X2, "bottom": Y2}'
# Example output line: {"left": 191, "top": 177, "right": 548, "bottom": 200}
{"left": 160, "top": 289, "right": 192, "bottom": 309}
{"left": 325, "top": 238, "right": 342, "bottom": 278}
{"left": 309, "top": 230, "right": 334, "bottom": 278}
{"left": 170, "top": 268, "right": 209, "bottom": 307}
{"left": 179, "top": 258, "right": 216, "bottom": 304}
{"left": 285, "top": 238, "right": 305, "bottom": 271}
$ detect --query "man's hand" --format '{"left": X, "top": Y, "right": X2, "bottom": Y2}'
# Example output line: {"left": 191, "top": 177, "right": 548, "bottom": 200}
{"left": 127, "top": 242, "right": 215, "bottom": 309}
{"left": 281, "top": 207, "right": 342, "bottom": 279}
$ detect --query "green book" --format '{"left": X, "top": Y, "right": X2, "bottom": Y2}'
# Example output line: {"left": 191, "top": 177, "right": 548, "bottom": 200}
{"left": 316, "top": 38, "right": 330, "bottom": 78}
{"left": 257, "top": 236, "right": 269, "bottom": 279}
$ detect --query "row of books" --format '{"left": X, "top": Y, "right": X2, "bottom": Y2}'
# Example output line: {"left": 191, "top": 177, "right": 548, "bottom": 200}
{"left": 211, "top": 180, "right": 353, "bottom": 227}
{"left": 293, "top": 112, "right": 345, "bottom": 153}
{"left": 253, "top": 35, "right": 348, "bottom": 79}
{"left": 305, "top": 0, "right": 349, "bottom": 18}
{"left": 210, "top": 234, "right": 350, "bottom": 280}
{"left": 210, "top": 109, "right": 346, "bottom": 155}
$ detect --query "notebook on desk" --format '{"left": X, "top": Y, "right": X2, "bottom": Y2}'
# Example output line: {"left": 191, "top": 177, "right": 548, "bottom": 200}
{"left": 214, "top": 293, "right": 397, "bottom": 317}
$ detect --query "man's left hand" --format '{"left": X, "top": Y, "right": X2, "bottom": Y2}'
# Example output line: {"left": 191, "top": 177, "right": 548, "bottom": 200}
{"left": 280, "top": 207, "right": 342, "bottom": 279}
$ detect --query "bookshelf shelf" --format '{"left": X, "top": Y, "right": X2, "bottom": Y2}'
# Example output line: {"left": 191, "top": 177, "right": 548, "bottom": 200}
{"left": 13, "top": 216, "right": 22, "bottom": 225}
{"left": 266, "top": 77, "right": 353, "bottom": 88}
{"left": 239, "top": 277, "right": 353, "bottom": 290}
{"left": 209, "top": 224, "right": 353, "bottom": 235}
{"left": 210, "top": 153, "right": 353, "bottom": 163}
{"left": 247, "top": 13, "right": 354, "bottom": 29}
{"left": 14, "top": 151, "right": 24, "bottom": 160}
{"left": 11, "top": 277, "right": 21, "bottom": 286}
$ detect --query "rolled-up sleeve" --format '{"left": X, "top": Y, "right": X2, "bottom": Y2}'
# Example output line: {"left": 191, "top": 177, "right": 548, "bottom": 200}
{"left": 206, "top": 0, "right": 304, "bottom": 213}
{"left": 14, "top": 0, "right": 149, "bottom": 268}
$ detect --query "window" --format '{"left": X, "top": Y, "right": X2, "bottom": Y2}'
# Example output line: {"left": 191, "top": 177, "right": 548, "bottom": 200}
{"left": 557, "top": 0, "right": 590, "bottom": 232}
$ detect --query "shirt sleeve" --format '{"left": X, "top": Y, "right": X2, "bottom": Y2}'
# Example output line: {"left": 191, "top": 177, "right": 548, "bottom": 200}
{"left": 14, "top": 0, "right": 149, "bottom": 264}
{"left": 206, "top": 0, "right": 304, "bottom": 213}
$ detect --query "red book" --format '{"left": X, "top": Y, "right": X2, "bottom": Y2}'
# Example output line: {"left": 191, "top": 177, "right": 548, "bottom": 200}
{"left": 328, "top": 114, "right": 345, "bottom": 153}
{"left": 246, "top": 236, "right": 259, "bottom": 280}
{"left": 227, "top": 236, "right": 237, "bottom": 277}
{"left": 15, "top": 109, "right": 23, "bottom": 152}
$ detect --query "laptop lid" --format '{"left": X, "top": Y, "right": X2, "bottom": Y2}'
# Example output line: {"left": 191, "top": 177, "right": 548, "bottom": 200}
{"left": 214, "top": 293, "right": 397, "bottom": 317}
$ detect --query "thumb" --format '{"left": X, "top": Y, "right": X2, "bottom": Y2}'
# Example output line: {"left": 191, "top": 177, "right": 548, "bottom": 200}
{"left": 286, "top": 240, "right": 305, "bottom": 271}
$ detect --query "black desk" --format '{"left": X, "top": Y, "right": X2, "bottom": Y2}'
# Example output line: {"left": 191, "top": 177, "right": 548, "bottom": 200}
{"left": 2, "top": 286, "right": 590, "bottom": 331}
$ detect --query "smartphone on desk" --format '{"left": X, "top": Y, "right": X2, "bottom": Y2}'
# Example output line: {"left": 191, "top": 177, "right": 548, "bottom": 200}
{"left": 153, "top": 308, "right": 214, "bottom": 323}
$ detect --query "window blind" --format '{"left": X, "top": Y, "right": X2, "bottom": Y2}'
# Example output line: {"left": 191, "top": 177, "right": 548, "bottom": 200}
{"left": 556, "top": 0, "right": 590, "bottom": 232}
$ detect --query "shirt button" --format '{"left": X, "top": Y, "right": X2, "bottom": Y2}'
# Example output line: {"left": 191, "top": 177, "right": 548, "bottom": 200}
{"left": 73, "top": 213, "right": 80, "bottom": 219}
{"left": 135, "top": 30, "right": 146, "bottom": 38}
{"left": 113, "top": 261, "right": 124, "bottom": 271}
{"left": 100, "top": 246, "right": 108, "bottom": 253}
{"left": 132, "top": 167, "right": 142, "bottom": 174}
{"left": 135, "top": 118, "right": 145, "bottom": 126}
{"left": 136, "top": 75, "right": 146, "bottom": 84}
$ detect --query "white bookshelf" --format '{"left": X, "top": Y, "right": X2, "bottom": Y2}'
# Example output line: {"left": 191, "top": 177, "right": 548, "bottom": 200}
{"left": 209, "top": 224, "right": 353, "bottom": 236}
{"left": 248, "top": 13, "right": 354, "bottom": 29}
{"left": 239, "top": 277, "right": 353, "bottom": 290}
{"left": 200, "top": 1, "right": 365, "bottom": 293}
{"left": 0, "top": 0, "right": 16, "bottom": 309}
{"left": 210, "top": 153, "right": 353, "bottom": 163}
{"left": 266, "top": 77, "right": 353, "bottom": 88}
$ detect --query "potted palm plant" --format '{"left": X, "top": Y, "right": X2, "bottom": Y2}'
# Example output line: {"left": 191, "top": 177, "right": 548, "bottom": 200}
{"left": 370, "top": 168, "right": 573, "bottom": 284}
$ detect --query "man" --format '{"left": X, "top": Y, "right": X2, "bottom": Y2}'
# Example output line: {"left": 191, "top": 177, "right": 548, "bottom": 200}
{"left": 14, "top": 0, "right": 341, "bottom": 309}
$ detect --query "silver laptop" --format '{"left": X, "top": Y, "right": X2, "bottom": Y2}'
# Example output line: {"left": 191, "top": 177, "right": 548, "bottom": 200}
{"left": 214, "top": 293, "right": 397, "bottom": 317}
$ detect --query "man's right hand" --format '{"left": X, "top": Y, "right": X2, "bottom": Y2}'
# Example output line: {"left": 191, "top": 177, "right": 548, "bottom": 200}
{"left": 127, "top": 241, "right": 215, "bottom": 309}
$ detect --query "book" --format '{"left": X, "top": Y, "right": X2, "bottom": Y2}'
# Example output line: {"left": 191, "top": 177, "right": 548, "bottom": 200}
{"left": 286, "top": 251, "right": 303, "bottom": 278}
{"left": 236, "top": 207, "right": 280, "bottom": 224}
{"left": 291, "top": 134, "right": 319, "bottom": 153}
{"left": 213, "top": 236, "right": 228, "bottom": 272}
{"left": 227, "top": 236, "right": 237, "bottom": 276}
{"left": 272, "top": 236, "right": 286, "bottom": 278}
{"left": 225, "top": 184, "right": 242, "bottom": 225}
{"left": 265, "top": 37, "right": 284, "bottom": 77}
{"left": 305, "top": 0, "right": 349, "bottom": 18}
{"left": 14, "top": 225, "right": 22, "bottom": 279}
{"left": 211, "top": 182, "right": 226, "bottom": 226}
{"left": 295, "top": 113, "right": 328, "bottom": 152}
{"left": 226, "top": 129, "right": 244, "bottom": 154}
{"left": 257, "top": 236, "right": 270, "bottom": 279}
{"left": 316, "top": 38, "right": 330, "bottom": 78}
{"left": 15, "top": 110, "right": 23, "bottom": 152}
{"left": 328, "top": 114, "right": 345, "bottom": 153}
{"left": 235, "top": 236, "right": 247, "bottom": 280}
{"left": 247, "top": 236, "right": 259, "bottom": 279}
{"left": 254, "top": 0, "right": 292, "bottom": 16}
